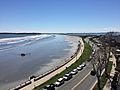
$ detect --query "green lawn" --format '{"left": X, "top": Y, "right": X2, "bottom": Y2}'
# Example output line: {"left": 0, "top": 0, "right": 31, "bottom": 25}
{"left": 34, "top": 40, "right": 92, "bottom": 90}
{"left": 93, "top": 61, "right": 113, "bottom": 90}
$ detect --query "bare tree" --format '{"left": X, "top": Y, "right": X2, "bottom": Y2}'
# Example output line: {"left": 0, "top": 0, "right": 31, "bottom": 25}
{"left": 91, "top": 48, "right": 105, "bottom": 90}
{"left": 91, "top": 32, "right": 119, "bottom": 89}
{"left": 90, "top": 34, "right": 112, "bottom": 90}
{"left": 100, "top": 33, "right": 112, "bottom": 82}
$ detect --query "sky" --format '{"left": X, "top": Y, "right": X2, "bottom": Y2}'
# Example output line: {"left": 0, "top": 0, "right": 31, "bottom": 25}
{"left": 0, "top": 0, "right": 120, "bottom": 33}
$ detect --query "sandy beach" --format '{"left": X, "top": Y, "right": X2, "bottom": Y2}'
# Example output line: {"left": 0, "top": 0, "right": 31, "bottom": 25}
{"left": 0, "top": 35, "right": 81, "bottom": 90}
{"left": 15, "top": 36, "right": 84, "bottom": 90}
{"left": 26, "top": 35, "right": 80, "bottom": 77}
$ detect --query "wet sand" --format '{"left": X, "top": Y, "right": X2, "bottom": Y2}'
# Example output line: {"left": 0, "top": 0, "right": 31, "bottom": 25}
{"left": 19, "top": 36, "right": 84, "bottom": 90}
{"left": 0, "top": 35, "right": 80, "bottom": 90}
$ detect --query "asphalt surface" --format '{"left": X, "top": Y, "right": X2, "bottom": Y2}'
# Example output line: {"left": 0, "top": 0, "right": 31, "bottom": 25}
{"left": 56, "top": 62, "right": 97, "bottom": 90}
{"left": 73, "top": 74, "right": 97, "bottom": 90}
{"left": 56, "top": 37, "right": 98, "bottom": 90}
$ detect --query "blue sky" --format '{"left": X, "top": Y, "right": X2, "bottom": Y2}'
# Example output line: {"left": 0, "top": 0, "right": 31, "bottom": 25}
{"left": 0, "top": 0, "right": 120, "bottom": 33}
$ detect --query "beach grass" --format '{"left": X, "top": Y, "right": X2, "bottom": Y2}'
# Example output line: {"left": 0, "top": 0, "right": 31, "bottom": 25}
{"left": 34, "top": 40, "right": 92, "bottom": 90}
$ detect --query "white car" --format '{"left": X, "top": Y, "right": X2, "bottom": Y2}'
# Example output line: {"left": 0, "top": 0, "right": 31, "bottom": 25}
{"left": 63, "top": 76, "right": 67, "bottom": 80}
{"left": 63, "top": 73, "right": 72, "bottom": 81}
{"left": 70, "top": 69, "right": 78, "bottom": 75}
{"left": 73, "top": 69, "right": 78, "bottom": 72}
{"left": 54, "top": 81, "right": 61, "bottom": 87}
{"left": 79, "top": 65, "right": 83, "bottom": 68}
{"left": 70, "top": 71, "right": 77, "bottom": 75}
{"left": 77, "top": 66, "right": 82, "bottom": 71}
{"left": 58, "top": 78, "right": 64, "bottom": 82}
{"left": 81, "top": 63, "right": 86, "bottom": 67}
{"left": 55, "top": 78, "right": 64, "bottom": 87}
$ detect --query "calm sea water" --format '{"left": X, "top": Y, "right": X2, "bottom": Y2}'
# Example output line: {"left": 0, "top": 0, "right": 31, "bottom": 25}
{"left": 0, "top": 34, "right": 77, "bottom": 90}
{"left": 0, "top": 33, "right": 37, "bottom": 39}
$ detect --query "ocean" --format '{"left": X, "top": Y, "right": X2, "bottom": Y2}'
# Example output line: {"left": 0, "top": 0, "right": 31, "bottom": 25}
{"left": 0, "top": 34, "right": 79, "bottom": 90}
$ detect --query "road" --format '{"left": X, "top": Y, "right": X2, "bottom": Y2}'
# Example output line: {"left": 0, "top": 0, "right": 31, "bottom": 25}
{"left": 56, "top": 62, "right": 97, "bottom": 90}
{"left": 56, "top": 37, "right": 98, "bottom": 90}
{"left": 72, "top": 74, "right": 96, "bottom": 90}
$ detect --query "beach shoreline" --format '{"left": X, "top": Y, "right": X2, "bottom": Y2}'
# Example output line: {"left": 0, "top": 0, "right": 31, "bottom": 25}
{"left": 33, "top": 35, "right": 80, "bottom": 76}
{"left": 10, "top": 36, "right": 84, "bottom": 90}
{"left": 0, "top": 35, "right": 80, "bottom": 90}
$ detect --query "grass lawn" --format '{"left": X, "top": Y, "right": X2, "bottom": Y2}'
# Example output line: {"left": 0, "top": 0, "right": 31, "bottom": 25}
{"left": 93, "top": 61, "right": 113, "bottom": 90}
{"left": 34, "top": 40, "right": 92, "bottom": 90}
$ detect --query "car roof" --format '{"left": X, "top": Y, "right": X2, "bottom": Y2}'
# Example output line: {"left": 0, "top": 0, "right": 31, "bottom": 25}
{"left": 55, "top": 82, "right": 60, "bottom": 84}
{"left": 65, "top": 74, "right": 69, "bottom": 75}
{"left": 58, "top": 78, "right": 63, "bottom": 81}
{"left": 71, "top": 71, "right": 75, "bottom": 73}
{"left": 74, "top": 68, "right": 77, "bottom": 70}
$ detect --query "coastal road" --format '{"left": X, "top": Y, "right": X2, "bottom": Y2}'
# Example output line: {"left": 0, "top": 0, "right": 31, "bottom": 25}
{"left": 56, "top": 62, "right": 97, "bottom": 90}
{"left": 71, "top": 73, "right": 97, "bottom": 90}
{"left": 56, "top": 37, "right": 99, "bottom": 90}
{"left": 18, "top": 37, "right": 85, "bottom": 90}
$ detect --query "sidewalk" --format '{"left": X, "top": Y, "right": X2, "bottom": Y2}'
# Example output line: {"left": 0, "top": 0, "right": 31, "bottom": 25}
{"left": 18, "top": 38, "right": 84, "bottom": 90}
{"left": 103, "top": 53, "right": 116, "bottom": 90}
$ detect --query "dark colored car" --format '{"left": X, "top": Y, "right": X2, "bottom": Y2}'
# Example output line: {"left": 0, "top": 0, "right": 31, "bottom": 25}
{"left": 43, "top": 84, "right": 55, "bottom": 90}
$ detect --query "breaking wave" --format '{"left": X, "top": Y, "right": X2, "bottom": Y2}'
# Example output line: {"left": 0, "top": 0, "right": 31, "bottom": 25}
{"left": 0, "top": 34, "right": 55, "bottom": 50}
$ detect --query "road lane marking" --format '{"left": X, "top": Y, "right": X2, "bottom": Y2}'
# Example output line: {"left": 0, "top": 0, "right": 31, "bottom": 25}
{"left": 90, "top": 69, "right": 105, "bottom": 90}
{"left": 90, "top": 79, "right": 97, "bottom": 90}
{"left": 71, "top": 72, "right": 91, "bottom": 90}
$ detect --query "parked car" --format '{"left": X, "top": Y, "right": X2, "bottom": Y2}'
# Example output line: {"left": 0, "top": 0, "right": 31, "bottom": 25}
{"left": 81, "top": 63, "right": 86, "bottom": 67}
{"left": 54, "top": 78, "right": 64, "bottom": 87}
{"left": 77, "top": 66, "right": 82, "bottom": 71}
{"left": 70, "top": 71, "right": 77, "bottom": 75}
{"left": 43, "top": 85, "right": 50, "bottom": 90}
{"left": 70, "top": 69, "right": 78, "bottom": 75}
{"left": 73, "top": 69, "right": 78, "bottom": 72}
{"left": 50, "top": 84, "right": 55, "bottom": 89}
{"left": 79, "top": 65, "right": 83, "bottom": 68}
{"left": 43, "top": 84, "right": 55, "bottom": 90}
{"left": 63, "top": 73, "right": 72, "bottom": 81}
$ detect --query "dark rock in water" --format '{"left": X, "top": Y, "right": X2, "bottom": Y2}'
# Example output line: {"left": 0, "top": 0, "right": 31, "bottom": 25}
{"left": 20, "top": 53, "right": 31, "bottom": 57}
{"left": 21, "top": 53, "right": 26, "bottom": 56}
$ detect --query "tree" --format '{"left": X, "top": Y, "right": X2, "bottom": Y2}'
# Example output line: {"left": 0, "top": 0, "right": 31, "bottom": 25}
{"left": 91, "top": 48, "right": 105, "bottom": 90}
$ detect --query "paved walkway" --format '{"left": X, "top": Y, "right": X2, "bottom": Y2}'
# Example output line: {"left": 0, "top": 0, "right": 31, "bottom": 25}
{"left": 18, "top": 38, "right": 84, "bottom": 90}
{"left": 103, "top": 53, "right": 116, "bottom": 90}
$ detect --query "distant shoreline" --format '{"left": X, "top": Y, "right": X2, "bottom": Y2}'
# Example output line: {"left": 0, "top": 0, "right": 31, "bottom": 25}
{"left": 0, "top": 32, "right": 109, "bottom": 35}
